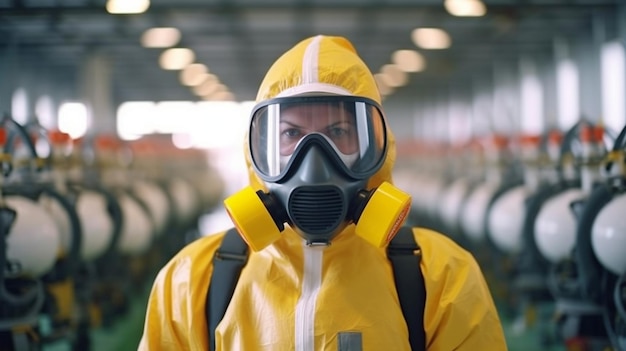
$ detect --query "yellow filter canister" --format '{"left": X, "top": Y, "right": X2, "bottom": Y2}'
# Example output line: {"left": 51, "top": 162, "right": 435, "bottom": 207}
{"left": 355, "top": 181, "right": 412, "bottom": 248}
{"left": 223, "top": 186, "right": 283, "bottom": 252}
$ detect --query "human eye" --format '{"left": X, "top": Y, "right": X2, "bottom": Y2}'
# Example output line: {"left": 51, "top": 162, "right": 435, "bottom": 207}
{"left": 326, "top": 123, "right": 355, "bottom": 139}
{"left": 327, "top": 127, "right": 348, "bottom": 138}
{"left": 281, "top": 127, "right": 303, "bottom": 139}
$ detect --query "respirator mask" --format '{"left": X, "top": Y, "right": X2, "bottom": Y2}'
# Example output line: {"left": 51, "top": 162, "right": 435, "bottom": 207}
{"left": 224, "top": 95, "right": 411, "bottom": 251}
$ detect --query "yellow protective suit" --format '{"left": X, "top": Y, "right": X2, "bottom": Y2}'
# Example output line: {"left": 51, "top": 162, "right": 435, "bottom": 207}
{"left": 138, "top": 35, "right": 508, "bottom": 351}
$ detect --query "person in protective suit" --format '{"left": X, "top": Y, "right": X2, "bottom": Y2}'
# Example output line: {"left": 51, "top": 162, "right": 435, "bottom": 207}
{"left": 138, "top": 35, "right": 507, "bottom": 350}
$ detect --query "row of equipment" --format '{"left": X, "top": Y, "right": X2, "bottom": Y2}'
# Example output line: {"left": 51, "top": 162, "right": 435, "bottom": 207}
{"left": 395, "top": 119, "right": 626, "bottom": 351}
{"left": 0, "top": 113, "right": 225, "bottom": 351}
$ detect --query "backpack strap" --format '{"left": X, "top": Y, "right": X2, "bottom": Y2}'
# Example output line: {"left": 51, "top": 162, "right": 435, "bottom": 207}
{"left": 387, "top": 226, "right": 426, "bottom": 351}
{"left": 206, "top": 227, "right": 249, "bottom": 351}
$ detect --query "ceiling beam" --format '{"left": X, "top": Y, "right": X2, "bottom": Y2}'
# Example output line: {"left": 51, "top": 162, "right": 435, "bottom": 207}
{"left": 0, "top": 2, "right": 619, "bottom": 16}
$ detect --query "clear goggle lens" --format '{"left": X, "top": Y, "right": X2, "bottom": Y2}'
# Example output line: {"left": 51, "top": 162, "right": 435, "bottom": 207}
{"left": 249, "top": 96, "right": 387, "bottom": 180}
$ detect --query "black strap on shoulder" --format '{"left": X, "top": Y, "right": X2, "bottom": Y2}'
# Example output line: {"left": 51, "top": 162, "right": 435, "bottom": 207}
{"left": 387, "top": 226, "right": 426, "bottom": 351}
{"left": 206, "top": 227, "right": 249, "bottom": 351}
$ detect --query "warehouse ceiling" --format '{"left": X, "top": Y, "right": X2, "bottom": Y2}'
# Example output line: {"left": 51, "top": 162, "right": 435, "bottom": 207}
{"left": 0, "top": 0, "right": 622, "bottom": 104}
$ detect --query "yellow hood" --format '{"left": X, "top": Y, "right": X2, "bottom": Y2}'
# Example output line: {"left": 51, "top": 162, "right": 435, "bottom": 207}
{"left": 245, "top": 35, "right": 396, "bottom": 192}
{"left": 138, "top": 35, "right": 508, "bottom": 351}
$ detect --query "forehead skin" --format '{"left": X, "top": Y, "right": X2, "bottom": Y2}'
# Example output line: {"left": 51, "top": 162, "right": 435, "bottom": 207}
{"left": 278, "top": 104, "right": 358, "bottom": 156}
{"left": 280, "top": 104, "right": 354, "bottom": 130}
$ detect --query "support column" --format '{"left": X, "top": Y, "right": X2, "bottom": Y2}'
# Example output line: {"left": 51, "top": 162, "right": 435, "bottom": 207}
{"left": 554, "top": 36, "right": 580, "bottom": 131}
{"left": 519, "top": 56, "right": 545, "bottom": 135}
{"left": 471, "top": 75, "right": 493, "bottom": 138}
{"left": 0, "top": 35, "right": 18, "bottom": 117}
{"left": 80, "top": 48, "right": 116, "bottom": 136}
{"left": 540, "top": 52, "right": 558, "bottom": 130}
{"left": 491, "top": 60, "right": 520, "bottom": 136}
{"left": 577, "top": 11, "right": 605, "bottom": 124}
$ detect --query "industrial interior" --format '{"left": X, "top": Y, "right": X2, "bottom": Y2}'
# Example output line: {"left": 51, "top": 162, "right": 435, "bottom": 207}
{"left": 1, "top": 0, "right": 625, "bottom": 350}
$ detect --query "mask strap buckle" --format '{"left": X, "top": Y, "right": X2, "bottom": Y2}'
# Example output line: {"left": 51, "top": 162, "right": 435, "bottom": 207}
{"left": 387, "top": 238, "right": 421, "bottom": 257}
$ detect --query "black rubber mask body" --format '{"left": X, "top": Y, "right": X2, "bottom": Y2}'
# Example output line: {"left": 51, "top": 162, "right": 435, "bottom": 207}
{"left": 266, "top": 144, "right": 367, "bottom": 246}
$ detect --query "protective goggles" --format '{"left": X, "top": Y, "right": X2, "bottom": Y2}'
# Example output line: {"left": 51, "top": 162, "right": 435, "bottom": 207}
{"left": 249, "top": 95, "right": 388, "bottom": 181}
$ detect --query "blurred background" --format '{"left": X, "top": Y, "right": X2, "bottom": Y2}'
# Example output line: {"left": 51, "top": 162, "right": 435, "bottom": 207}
{"left": 1, "top": 0, "right": 625, "bottom": 350}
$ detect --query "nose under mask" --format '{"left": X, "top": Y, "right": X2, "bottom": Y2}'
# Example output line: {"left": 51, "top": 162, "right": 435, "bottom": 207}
{"left": 279, "top": 133, "right": 360, "bottom": 172}
{"left": 224, "top": 146, "right": 411, "bottom": 251}
{"left": 270, "top": 145, "right": 362, "bottom": 242}
{"left": 280, "top": 150, "right": 359, "bottom": 171}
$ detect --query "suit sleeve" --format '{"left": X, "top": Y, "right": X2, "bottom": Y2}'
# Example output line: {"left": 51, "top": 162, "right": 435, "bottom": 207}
{"left": 137, "top": 234, "right": 224, "bottom": 351}
{"left": 416, "top": 228, "right": 508, "bottom": 351}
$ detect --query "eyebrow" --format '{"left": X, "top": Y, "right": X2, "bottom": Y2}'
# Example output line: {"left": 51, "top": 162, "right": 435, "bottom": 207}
{"left": 279, "top": 120, "right": 352, "bottom": 131}
{"left": 279, "top": 120, "right": 304, "bottom": 129}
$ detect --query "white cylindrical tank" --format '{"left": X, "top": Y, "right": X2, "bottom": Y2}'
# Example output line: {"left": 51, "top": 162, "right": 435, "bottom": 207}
{"left": 5, "top": 196, "right": 61, "bottom": 277}
{"left": 487, "top": 186, "right": 527, "bottom": 253}
{"left": 401, "top": 172, "right": 427, "bottom": 214}
{"left": 591, "top": 192, "right": 626, "bottom": 275}
{"left": 422, "top": 177, "right": 448, "bottom": 219}
{"left": 534, "top": 188, "right": 586, "bottom": 263}
{"left": 133, "top": 180, "right": 171, "bottom": 236}
{"left": 117, "top": 193, "right": 154, "bottom": 255}
{"left": 39, "top": 193, "right": 72, "bottom": 254}
{"left": 438, "top": 178, "right": 471, "bottom": 231}
{"left": 193, "top": 170, "right": 225, "bottom": 212}
{"left": 169, "top": 177, "right": 201, "bottom": 225}
{"left": 395, "top": 170, "right": 434, "bottom": 221}
{"left": 75, "top": 190, "right": 115, "bottom": 261}
{"left": 461, "top": 182, "right": 499, "bottom": 243}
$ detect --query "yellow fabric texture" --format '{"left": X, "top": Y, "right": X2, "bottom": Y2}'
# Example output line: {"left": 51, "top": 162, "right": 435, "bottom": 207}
{"left": 138, "top": 35, "right": 508, "bottom": 351}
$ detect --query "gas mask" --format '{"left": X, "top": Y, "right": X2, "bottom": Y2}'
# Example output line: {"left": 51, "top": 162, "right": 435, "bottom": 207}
{"left": 224, "top": 95, "right": 411, "bottom": 251}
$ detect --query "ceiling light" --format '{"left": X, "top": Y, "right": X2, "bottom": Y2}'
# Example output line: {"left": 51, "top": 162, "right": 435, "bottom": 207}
{"left": 210, "top": 91, "right": 235, "bottom": 102}
{"left": 141, "top": 27, "right": 181, "bottom": 48}
{"left": 180, "top": 63, "right": 209, "bottom": 86}
{"left": 192, "top": 74, "right": 219, "bottom": 96}
{"left": 106, "top": 0, "right": 150, "bottom": 14}
{"left": 159, "top": 48, "right": 195, "bottom": 70}
{"left": 374, "top": 73, "right": 394, "bottom": 96}
{"left": 444, "top": 0, "right": 487, "bottom": 17}
{"left": 381, "top": 64, "right": 408, "bottom": 88}
{"left": 202, "top": 84, "right": 227, "bottom": 99}
{"left": 411, "top": 28, "right": 452, "bottom": 49}
{"left": 392, "top": 50, "right": 426, "bottom": 72}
